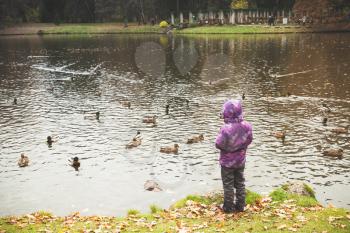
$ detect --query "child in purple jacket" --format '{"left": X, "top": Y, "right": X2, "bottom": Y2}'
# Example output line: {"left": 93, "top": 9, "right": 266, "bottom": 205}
{"left": 216, "top": 100, "right": 253, "bottom": 213}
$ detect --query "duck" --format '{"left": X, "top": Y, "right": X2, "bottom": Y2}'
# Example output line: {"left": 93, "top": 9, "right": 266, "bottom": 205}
{"left": 120, "top": 101, "right": 131, "bottom": 108}
{"left": 323, "top": 148, "right": 343, "bottom": 158}
{"left": 96, "top": 111, "right": 100, "bottom": 120}
{"left": 144, "top": 180, "right": 162, "bottom": 192}
{"left": 187, "top": 134, "right": 204, "bottom": 144}
{"left": 331, "top": 127, "right": 348, "bottom": 134}
{"left": 273, "top": 130, "right": 286, "bottom": 142}
{"left": 47, "top": 136, "right": 55, "bottom": 146}
{"left": 13, "top": 98, "right": 17, "bottom": 105}
{"left": 160, "top": 144, "right": 179, "bottom": 154}
{"left": 165, "top": 104, "right": 170, "bottom": 115}
{"left": 18, "top": 153, "right": 29, "bottom": 167}
{"left": 143, "top": 115, "right": 156, "bottom": 124}
{"left": 126, "top": 137, "right": 142, "bottom": 149}
{"left": 321, "top": 103, "right": 331, "bottom": 113}
{"left": 242, "top": 93, "right": 246, "bottom": 100}
{"left": 323, "top": 117, "right": 328, "bottom": 125}
{"left": 69, "top": 157, "right": 80, "bottom": 170}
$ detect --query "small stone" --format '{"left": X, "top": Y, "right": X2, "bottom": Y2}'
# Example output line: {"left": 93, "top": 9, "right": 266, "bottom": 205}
{"left": 283, "top": 181, "right": 315, "bottom": 197}
{"left": 144, "top": 180, "right": 162, "bottom": 192}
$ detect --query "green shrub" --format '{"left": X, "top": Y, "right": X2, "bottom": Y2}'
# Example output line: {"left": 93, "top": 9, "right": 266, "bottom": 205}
{"left": 127, "top": 209, "right": 140, "bottom": 216}
{"left": 149, "top": 204, "right": 162, "bottom": 214}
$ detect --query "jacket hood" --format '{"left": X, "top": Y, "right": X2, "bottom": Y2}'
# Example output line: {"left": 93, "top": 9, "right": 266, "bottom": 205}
{"left": 222, "top": 99, "right": 243, "bottom": 123}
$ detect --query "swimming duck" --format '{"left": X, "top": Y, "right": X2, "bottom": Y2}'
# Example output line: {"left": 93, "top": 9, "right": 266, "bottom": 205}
{"left": 126, "top": 137, "right": 142, "bottom": 149}
{"left": 120, "top": 101, "right": 131, "bottom": 108}
{"left": 160, "top": 144, "right": 179, "bottom": 154}
{"left": 47, "top": 136, "right": 55, "bottom": 146}
{"left": 143, "top": 116, "right": 156, "bottom": 124}
{"left": 321, "top": 103, "right": 331, "bottom": 113}
{"left": 18, "top": 153, "right": 29, "bottom": 167}
{"left": 323, "top": 148, "right": 343, "bottom": 158}
{"left": 144, "top": 180, "right": 162, "bottom": 192}
{"left": 69, "top": 157, "right": 80, "bottom": 170}
{"left": 187, "top": 134, "right": 204, "bottom": 144}
{"left": 165, "top": 104, "right": 170, "bottom": 115}
{"left": 13, "top": 98, "right": 17, "bottom": 105}
{"left": 331, "top": 127, "right": 348, "bottom": 134}
{"left": 323, "top": 117, "right": 328, "bottom": 125}
{"left": 242, "top": 93, "right": 246, "bottom": 100}
{"left": 96, "top": 111, "right": 100, "bottom": 120}
{"left": 273, "top": 131, "right": 286, "bottom": 142}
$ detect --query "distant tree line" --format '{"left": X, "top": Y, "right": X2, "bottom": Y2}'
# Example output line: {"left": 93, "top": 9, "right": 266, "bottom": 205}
{"left": 0, "top": 0, "right": 348, "bottom": 24}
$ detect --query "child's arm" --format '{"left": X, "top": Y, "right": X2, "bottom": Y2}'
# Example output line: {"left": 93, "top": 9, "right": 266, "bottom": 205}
{"left": 215, "top": 128, "right": 227, "bottom": 151}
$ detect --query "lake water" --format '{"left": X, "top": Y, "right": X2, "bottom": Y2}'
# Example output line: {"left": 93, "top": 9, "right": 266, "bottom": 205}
{"left": 0, "top": 33, "right": 349, "bottom": 216}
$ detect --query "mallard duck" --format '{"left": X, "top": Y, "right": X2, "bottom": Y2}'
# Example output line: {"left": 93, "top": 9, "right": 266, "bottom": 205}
{"left": 126, "top": 138, "right": 142, "bottom": 149}
{"left": 323, "top": 148, "right": 343, "bottom": 158}
{"left": 144, "top": 180, "right": 162, "bottom": 192}
{"left": 273, "top": 131, "right": 286, "bottom": 142}
{"left": 120, "top": 101, "right": 131, "bottom": 108}
{"left": 18, "top": 153, "right": 29, "bottom": 167}
{"left": 143, "top": 116, "right": 156, "bottom": 124}
{"left": 47, "top": 136, "right": 54, "bottom": 146}
{"left": 323, "top": 117, "right": 328, "bottom": 125}
{"left": 160, "top": 144, "right": 179, "bottom": 154}
{"left": 165, "top": 104, "right": 170, "bottom": 115}
{"left": 331, "top": 127, "right": 348, "bottom": 134}
{"left": 69, "top": 157, "right": 80, "bottom": 170}
{"left": 187, "top": 134, "right": 204, "bottom": 144}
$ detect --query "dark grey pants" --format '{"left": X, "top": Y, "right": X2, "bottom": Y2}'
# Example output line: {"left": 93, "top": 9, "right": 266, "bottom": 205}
{"left": 221, "top": 165, "right": 245, "bottom": 212}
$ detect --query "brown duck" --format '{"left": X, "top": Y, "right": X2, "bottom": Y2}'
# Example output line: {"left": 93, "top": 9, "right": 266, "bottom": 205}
{"left": 187, "top": 134, "right": 204, "bottom": 144}
{"left": 323, "top": 148, "right": 343, "bottom": 158}
{"left": 160, "top": 144, "right": 179, "bottom": 154}
{"left": 18, "top": 153, "right": 29, "bottom": 167}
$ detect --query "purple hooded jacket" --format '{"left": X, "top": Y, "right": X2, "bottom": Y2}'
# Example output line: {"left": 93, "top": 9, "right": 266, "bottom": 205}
{"left": 215, "top": 100, "right": 253, "bottom": 168}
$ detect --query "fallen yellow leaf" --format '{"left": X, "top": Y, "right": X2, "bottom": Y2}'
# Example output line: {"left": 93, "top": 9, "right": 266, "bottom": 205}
{"left": 277, "top": 224, "right": 287, "bottom": 230}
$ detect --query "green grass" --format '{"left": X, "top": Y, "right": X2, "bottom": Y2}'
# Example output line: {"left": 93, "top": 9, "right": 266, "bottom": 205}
{"left": 127, "top": 209, "right": 140, "bottom": 216}
{"left": 149, "top": 204, "right": 162, "bottom": 214}
{"left": 1, "top": 187, "right": 349, "bottom": 233}
{"left": 175, "top": 25, "right": 310, "bottom": 34}
{"left": 270, "top": 187, "right": 319, "bottom": 207}
{"left": 42, "top": 24, "right": 161, "bottom": 34}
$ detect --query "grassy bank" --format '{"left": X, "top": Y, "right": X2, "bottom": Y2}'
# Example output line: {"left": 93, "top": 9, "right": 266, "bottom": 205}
{"left": 1, "top": 187, "right": 349, "bottom": 233}
{"left": 0, "top": 23, "right": 349, "bottom": 36}
{"left": 0, "top": 23, "right": 161, "bottom": 35}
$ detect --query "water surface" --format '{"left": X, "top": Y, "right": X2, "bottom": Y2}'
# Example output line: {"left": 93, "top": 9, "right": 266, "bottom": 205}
{"left": 0, "top": 33, "right": 349, "bottom": 216}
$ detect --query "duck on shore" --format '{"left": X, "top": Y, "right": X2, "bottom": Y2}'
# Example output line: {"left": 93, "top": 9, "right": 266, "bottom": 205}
{"left": 323, "top": 148, "right": 343, "bottom": 159}
{"left": 187, "top": 134, "right": 204, "bottom": 144}
{"left": 18, "top": 153, "right": 29, "bottom": 167}
{"left": 160, "top": 144, "right": 179, "bottom": 154}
